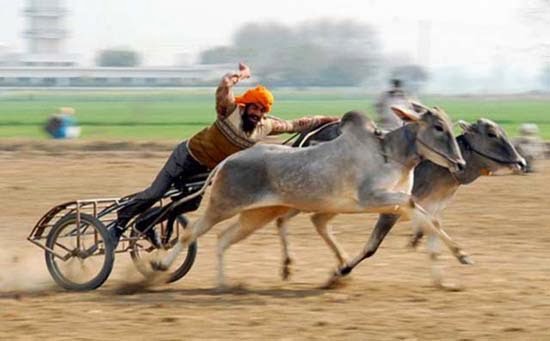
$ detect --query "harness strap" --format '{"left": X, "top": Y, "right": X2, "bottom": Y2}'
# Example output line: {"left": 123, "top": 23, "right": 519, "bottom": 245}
{"left": 298, "top": 121, "right": 341, "bottom": 147}
{"left": 377, "top": 133, "right": 389, "bottom": 163}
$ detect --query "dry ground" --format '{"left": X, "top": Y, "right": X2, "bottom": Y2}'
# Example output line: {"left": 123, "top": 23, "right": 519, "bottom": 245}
{"left": 1, "top": 150, "right": 549, "bottom": 340}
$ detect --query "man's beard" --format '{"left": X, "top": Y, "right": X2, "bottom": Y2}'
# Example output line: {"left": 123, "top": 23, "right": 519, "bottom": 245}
{"left": 241, "top": 110, "right": 260, "bottom": 134}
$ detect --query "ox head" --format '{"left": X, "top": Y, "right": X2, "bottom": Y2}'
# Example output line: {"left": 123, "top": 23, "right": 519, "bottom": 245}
{"left": 458, "top": 119, "right": 526, "bottom": 173}
{"left": 391, "top": 104, "right": 465, "bottom": 172}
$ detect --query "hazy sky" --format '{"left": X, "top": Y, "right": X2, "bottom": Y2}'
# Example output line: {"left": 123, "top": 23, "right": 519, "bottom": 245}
{"left": 0, "top": 0, "right": 547, "bottom": 73}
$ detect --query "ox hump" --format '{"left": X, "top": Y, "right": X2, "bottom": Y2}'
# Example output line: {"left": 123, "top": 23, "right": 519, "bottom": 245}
{"left": 340, "top": 110, "right": 378, "bottom": 137}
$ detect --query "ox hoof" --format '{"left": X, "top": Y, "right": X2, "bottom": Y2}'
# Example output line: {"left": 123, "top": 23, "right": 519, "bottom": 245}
{"left": 282, "top": 266, "right": 292, "bottom": 281}
{"left": 338, "top": 265, "right": 353, "bottom": 276}
{"left": 214, "top": 284, "right": 230, "bottom": 294}
{"left": 215, "top": 282, "right": 248, "bottom": 294}
{"left": 321, "top": 272, "right": 350, "bottom": 290}
{"left": 150, "top": 260, "right": 169, "bottom": 272}
{"left": 281, "top": 258, "right": 293, "bottom": 281}
{"left": 320, "top": 268, "right": 352, "bottom": 290}
{"left": 434, "top": 280, "right": 464, "bottom": 292}
{"left": 407, "top": 237, "right": 421, "bottom": 249}
{"left": 457, "top": 254, "right": 474, "bottom": 265}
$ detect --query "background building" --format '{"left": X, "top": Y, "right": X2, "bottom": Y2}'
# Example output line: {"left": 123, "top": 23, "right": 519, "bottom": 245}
{"left": 22, "top": 0, "right": 77, "bottom": 67}
{"left": 0, "top": 0, "right": 227, "bottom": 87}
{"left": 0, "top": 64, "right": 231, "bottom": 87}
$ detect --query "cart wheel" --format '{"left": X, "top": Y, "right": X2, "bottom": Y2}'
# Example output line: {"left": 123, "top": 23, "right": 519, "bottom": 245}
{"left": 45, "top": 213, "right": 114, "bottom": 291}
{"left": 130, "top": 215, "right": 197, "bottom": 283}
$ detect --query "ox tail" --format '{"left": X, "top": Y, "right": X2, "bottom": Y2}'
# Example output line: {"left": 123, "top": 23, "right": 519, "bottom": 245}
{"left": 169, "top": 159, "right": 227, "bottom": 210}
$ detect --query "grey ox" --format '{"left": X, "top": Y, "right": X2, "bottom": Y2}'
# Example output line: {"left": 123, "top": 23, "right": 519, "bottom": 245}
{"left": 157, "top": 106, "right": 467, "bottom": 287}
{"left": 276, "top": 116, "right": 526, "bottom": 287}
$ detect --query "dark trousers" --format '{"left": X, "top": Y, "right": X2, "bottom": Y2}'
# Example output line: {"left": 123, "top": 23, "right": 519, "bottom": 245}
{"left": 117, "top": 141, "right": 208, "bottom": 227}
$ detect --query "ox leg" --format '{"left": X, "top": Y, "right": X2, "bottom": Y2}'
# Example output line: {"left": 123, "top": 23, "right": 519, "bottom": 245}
{"left": 158, "top": 210, "right": 233, "bottom": 270}
{"left": 427, "top": 231, "right": 444, "bottom": 287}
{"left": 311, "top": 213, "right": 349, "bottom": 268}
{"left": 410, "top": 205, "right": 472, "bottom": 266}
{"left": 337, "top": 214, "right": 400, "bottom": 277}
{"left": 408, "top": 225, "right": 425, "bottom": 249}
{"left": 322, "top": 191, "right": 411, "bottom": 287}
{"left": 358, "top": 191, "right": 471, "bottom": 265}
{"left": 426, "top": 225, "right": 462, "bottom": 290}
{"left": 275, "top": 209, "right": 300, "bottom": 280}
{"left": 217, "top": 206, "right": 289, "bottom": 288}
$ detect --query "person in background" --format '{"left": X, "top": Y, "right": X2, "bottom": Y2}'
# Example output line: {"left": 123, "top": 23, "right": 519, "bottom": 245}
{"left": 374, "top": 78, "right": 415, "bottom": 131}
{"left": 513, "top": 123, "right": 546, "bottom": 173}
{"left": 44, "top": 107, "right": 81, "bottom": 139}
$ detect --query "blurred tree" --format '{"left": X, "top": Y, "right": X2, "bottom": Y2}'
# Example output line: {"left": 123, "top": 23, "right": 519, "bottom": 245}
{"left": 390, "top": 64, "right": 429, "bottom": 92}
{"left": 96, "top": 49, "right": 141, "bottom": 67}
{"left": 199, "top": 20, "right": 380, "bottom": 86}
{"left": 200, "top": 46, "right": 240, "bottom": 64}
{"left": 520, "top": 0, "right": 550, "bottom": 58}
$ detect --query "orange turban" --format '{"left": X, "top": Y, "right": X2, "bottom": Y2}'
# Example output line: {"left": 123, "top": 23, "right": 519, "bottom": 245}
{"left": 235, "top": 85, "right": 274, "bottom": 113}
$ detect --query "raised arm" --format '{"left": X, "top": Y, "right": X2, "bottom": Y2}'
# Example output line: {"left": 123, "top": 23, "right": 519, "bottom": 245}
{"left": 215, "top": 63, "right": 251, "bottom": 119}
{"left": 268, "top": 115, "right": 340, "bottom": 135}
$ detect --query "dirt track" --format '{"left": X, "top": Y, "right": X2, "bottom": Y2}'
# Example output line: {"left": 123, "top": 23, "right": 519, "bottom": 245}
{"left": 1, "top": 150, "right": 549, "bottom": 340}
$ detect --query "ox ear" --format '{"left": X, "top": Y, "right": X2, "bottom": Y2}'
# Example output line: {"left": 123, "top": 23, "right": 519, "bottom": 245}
{"left": 391, "top": 106, "right": 420, "bottom": 122}
{"left": 410, "top": 101, "right": 430, "bottom": 114}
{"left": 457, "top": 120, "right": 474, "bottom": 132}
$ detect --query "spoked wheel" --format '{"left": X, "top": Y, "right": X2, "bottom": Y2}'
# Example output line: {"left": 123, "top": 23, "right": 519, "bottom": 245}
{"left": 129, "top": 214, "right": 197, "bottom": 283}
{"left": 45, "top": 213, "right": 114, "bottom": 291}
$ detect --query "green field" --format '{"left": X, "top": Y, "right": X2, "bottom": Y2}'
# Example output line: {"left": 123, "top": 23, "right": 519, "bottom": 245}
{"left": 1, "top": 89, "right": 549, "bottom": 140}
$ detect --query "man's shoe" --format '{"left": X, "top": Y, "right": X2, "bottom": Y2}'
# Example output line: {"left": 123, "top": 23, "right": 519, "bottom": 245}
{"left": 107, "top": 224, "right": 125, "bottom": 250}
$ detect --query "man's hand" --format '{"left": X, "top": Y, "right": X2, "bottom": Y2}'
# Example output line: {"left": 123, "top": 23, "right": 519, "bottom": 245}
{"left": 220, "top": 62, "right": 251, "bottom": 88}
{"left": 238, "top": 63, "right": 251, "bottom": 80}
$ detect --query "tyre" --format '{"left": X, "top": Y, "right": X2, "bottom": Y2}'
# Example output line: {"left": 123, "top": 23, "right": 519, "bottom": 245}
{"left": 130, "top": 214, "right": 197, "bottom": 283}
{"left": 45, "top": 213, "right": 114, "bottom": 291}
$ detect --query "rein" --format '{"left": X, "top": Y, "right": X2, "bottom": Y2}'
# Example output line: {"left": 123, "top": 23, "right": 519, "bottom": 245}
{"left": 416, "top": 137, "right": 457, "bottom": 164}
{"left": 416, "top": 137, "right": 462, "bottom": 184}
{"left": 281, "top": 133, "right": 301, "bottom": 146}
{"left": 462, "top": 137, "right": 518, "bottom": 165}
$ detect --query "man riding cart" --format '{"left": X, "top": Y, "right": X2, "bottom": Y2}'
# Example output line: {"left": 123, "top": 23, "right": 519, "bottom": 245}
{"left": 109, "top": 63, "right": 339, "bottom": 246}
